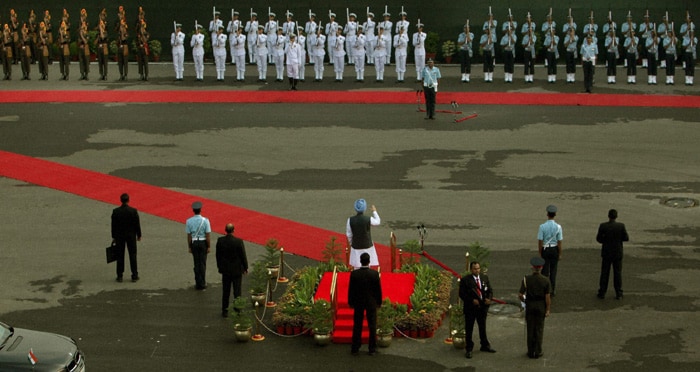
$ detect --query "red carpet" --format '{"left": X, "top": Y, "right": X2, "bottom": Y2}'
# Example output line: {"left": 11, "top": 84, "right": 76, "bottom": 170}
{"left": 315, "top": 272, "right": 416, "bottom": 344}
{"left": 0, "top": 150, "right": 391, "bottom": 265}
{"left": 1, "top": 90, "right": 699, "bottom": 107}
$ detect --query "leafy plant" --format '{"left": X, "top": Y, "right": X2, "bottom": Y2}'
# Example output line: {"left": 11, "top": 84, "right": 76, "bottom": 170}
{"left": 425, "top": 31, "right": 440, "bottom": 54}
{"left": 230, "top": 296, "right": 253, "bottom": 330}
{"left": 442, "top": 40, "right": 456, "bottom": 57}
{"left": 263, "top": 238, "right": 282, "bottom": 267}
{"left": 148, "top": 39, "right": 162, "bottom": 57}
{"left": 449, "top": 304, "right": 465, "bottom": 336}
{"left": 248, "top": 260, "right": 269, "bottom": 294}
{"left": 466, "top": 241, "right": 490, "bottom": 274}
{"left": 307, "top": 299, "right": 333, "bottom": 333}
{"left": 400, "top": 239, "right": 422, "bottom": 266}
{"left": 377, "top": 298, "right": 405, "bottom": 334}
{"left": 318, "top": 236, "right": 349, "bottom": 272}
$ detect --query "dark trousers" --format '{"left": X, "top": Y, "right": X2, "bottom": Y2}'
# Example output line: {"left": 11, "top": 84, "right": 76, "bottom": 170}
{"left": 351, "top": 306, "right": 377, "bottom": 352}
{"left": 648, "top": 55, "right": 658, "bottom": 76}
{"left": 525, "top": 301, "right": 546, "bottom": 356}
{"left": 626, "top": 54, "right": 637, "bottom": 76}
{"left": 583, "top": 61, "right": 594, "bottom": 91}
{"left": 138, "top": 49, "right": 149, "bottom": 78}
{"left": 541, "top": 248, "right": 559, "bottom": 293}
{"left": 20, "top": 52, "right": 30, "bottom": 77}
{"left": 546, "top": 52, "right": 557, "bottom": 74}
{"left": 424, "top": 86, "right": 436, "bottom": 118}
{"left": 115, "top": 236, "right": 138, "bottom": 278}
{"left": 503, "top": 51, "right": 514, "bottom": 73}
{"left": 684, "top": 53, "right": 695, "bottom": 76}
{"left": 97, "top": 46, "right": 108, "bottom": 78}
{"left": 565, "top": 51, "right": 576, "bottom": 73}
{"left": 79, "top": 52, "right": 89, "bottom": 77}
{"left": 665, "top": 55, "right": 675, "bottom": 76}
{"left": 599, "top": 256, "right": 623, "bottom": 297}
{"left": 523, "top": 52, "right": 535, "bottom": 75}
{"left": 2, "top": 50, "right": 11, "bottom": 77}
{"left": 482, "top": 50, "right": 493, "bottom": 72}
{"left": 459, "top": 50, "right": 471, "bottom": 73}
{"left": 38, "top": 55, "right": 48, "bottom": 77}
{"left": 221, "top": 272, "right": 243, "bottom": 311}
{"left": 464, "top": 306, "right": 490, "bottom": 351}
{"left": 191, "top": 240, "right": 208, "bottom": 288}
{"left": 118, "top": 50, "right": 128, "bottom": 78}
{"left": 60, "top": 55, "right": 70, "bottom": 78}
{"left": 606, "top": 52, "right": 617, "bottom": 76}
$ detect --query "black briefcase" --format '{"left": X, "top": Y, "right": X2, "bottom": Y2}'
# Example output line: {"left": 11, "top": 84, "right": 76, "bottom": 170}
{"left": 106, "top": 244, "right": 118, "bottom": 264}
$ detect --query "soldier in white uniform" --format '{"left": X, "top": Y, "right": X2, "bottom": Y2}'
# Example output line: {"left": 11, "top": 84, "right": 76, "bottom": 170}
{"left": 333, "top": 27, "right": 346, "bottom": 81}
{"left": 393, "top": 26, "right": 408, "bottom": 82}
{"left": 296, "top": 27, "right": 307, "bottom": 81}
{"left": 353, "top": 25, "right": 366, "bottom": 81}
{"left": 380, "top": 12, "right": 392, "bottom": 64}
{"left": 171, "top": 22, "right": 185, "bottom": 81}
{"left": 326, "top": 13, "right": 339, "bottom": 64}
{"left": 255, "top": 25, "right": 268, "bottom": 81}
{"left": 227, "top": 11, "right": 241, "bottom": 65}
{"left": 395, "top": 11, "right": 409, "bottom": 48}
{"left": 231, "top": 26, "right": 246, "bottom": 81}
{"left": 264, "top": 12, "right": 278, "bottom": 63}
{"left": 272, "top": 27, "right": 286, "bottom": 82}
{"left": 282, "top": 11, "right": 295, "bottom": 36}
{"left": 190, "top": 24, "right": 205, "bottom": 81}
{"left": 344, "top": 13, "right": 358, "bottom": 65}
{"left": 213, "top": 25, "right": 228, "bottom": 81}
{"left": 374, "top": 25, "right": 389, "bottom": 81}
{"left": 310, "top": 26, "right": 325, "bottom": 81}
{"left": 305, "top": 13, "right": 317, "bottom": 64}
{"left": 364, "top": 12, "right": 376, "bottom": 65}
{"left": 244, "top": 12, "right": 258, "bottom": 64}
{"left": 413, "top": 22, "right": 426, "bottom": 82}
{"left": 209, "top": 11, "right": 223, "bottom": 52}
{"left": 285, "top": 33, "right": 302, "bottom": 90}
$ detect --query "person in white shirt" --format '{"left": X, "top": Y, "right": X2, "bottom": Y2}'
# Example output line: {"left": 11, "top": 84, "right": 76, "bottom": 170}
{"left": 344, "top": 13, "right": 358, "bottom": 65}
{"left": 374, "top": 26, "right": 389, "bottom": 81}
{"left": 296, "top": 26, "right": 307, "bottom": 81}
{"left": 285, "top": 33, "right": 302, "bottom": 90}
{"left": 393, "top": 26, "right": 408, "bottom": 82}
{"left": 310, "top": 27, "right": 326, "bottom": 81}
{"left": 353, "top": 25, "right": 367, "bottom": 81}
{"left": 305, "top": 13, "right": 317, "bottom": 64}
{"left": 171, "top": 23, "right": 186, "bottom": 81}
{"left": 231, "top": 26, "right": 246, "bottom": 81}
{"left": 326, "top": 13, "right": 339, "bottom": 64}
{"left": 264, "top": 12, "right": 278, "bottom": 63}
{"left": 212, "top": 26, "right": 228, "bottom": 81}
{"left": 227, "top": 11, "right": 241, "bottom": 65}
{"left": 244, "top": 12, "right": 258, "bottom": 63}
{"left": 380, "top": 12, "right": 392, "bottom": 64}
{"left": 333, "top": 27, "right": 346, "bottom": 81}
{"left": 255, "top": 25, "right": 268, "bottom": 81}
{"left": 272, "top": 27, "right": 286, "bottom": 82}
{"left": 364, "top": 12, "right": 377, "bottom": 65}
{"left": 190, "top": 24, "right": 204, "bottom": 81}
{"left": 413, "top": 22, "right": 426, "bottom": 82}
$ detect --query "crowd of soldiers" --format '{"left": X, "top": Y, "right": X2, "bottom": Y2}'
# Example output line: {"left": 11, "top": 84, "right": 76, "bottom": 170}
{"left": 458, "top": 8, "right": 697, "bottom": 86}
{"left": 2, "top": 6, "right": 697, "bottom": 87}
{"left": 1, "top": 6, "right": 150, "bottom": 81}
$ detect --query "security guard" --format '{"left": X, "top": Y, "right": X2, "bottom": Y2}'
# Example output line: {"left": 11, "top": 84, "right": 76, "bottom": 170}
{"left": 518, "top": 257, "right": 552, "bottom": 359}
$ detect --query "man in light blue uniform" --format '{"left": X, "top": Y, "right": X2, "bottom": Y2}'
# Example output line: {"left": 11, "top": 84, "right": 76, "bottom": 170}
{"left": 537, "top": 205, "right": 563, "bottom": 296}
{"left": 186, "top": 201, "right": 211, "bottom": 290}
{"left": 421, "top": 59, "right": 441, "bottom": 120}
{"left": 580, "top": 33, "right": 598, "bottom": 92}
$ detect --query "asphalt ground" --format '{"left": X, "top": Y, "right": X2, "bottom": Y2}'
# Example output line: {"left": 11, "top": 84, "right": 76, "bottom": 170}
{"left": 1, "top": 61, "right": 699, "bottom": 371}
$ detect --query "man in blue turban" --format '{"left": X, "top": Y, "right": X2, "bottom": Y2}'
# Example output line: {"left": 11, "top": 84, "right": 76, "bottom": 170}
{"left": 346, "top": 199, "right": 381, "bottom": 268}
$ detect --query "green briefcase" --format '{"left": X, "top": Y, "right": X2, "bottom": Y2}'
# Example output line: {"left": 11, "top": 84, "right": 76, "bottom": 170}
{"left": 106, "top": 243, "right": 118, "bottom": 264}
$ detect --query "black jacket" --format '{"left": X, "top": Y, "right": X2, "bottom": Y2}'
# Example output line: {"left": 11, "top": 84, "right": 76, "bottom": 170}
{"left": 111, "top": 204, "right": 142, "bottom": 240}
{"left": 216, "top": 234, "right": 248, "bottom": 276}
{"left": 348, "top": 267, "right": 382, "bottom": 309}
{"left": 596, "top": 220, "right": 629, "bottom": 260}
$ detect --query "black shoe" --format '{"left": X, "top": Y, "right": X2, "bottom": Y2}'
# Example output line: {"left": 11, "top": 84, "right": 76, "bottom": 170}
{"left": 222, "top": 310, "right": 229, "bottom": 318}
{"left": 131, "top": 276, "right": 140, "bottom": 282}
{"left": 466, "top": 351, "right": 473, "bottom": 359}
{"left": 480, "top": 347, "right": 496, "bottom": 353}
{"left": 116, "top": 276, "right": 123, "bottom": 282}
{"left": 535, "top": 352, "right": 544, "bottom": 358}
{"left": 615, "top": 294, "right": 623, "bottom": 300}
{"left": 597, "top": 293, "right": 605, "bottom": 299}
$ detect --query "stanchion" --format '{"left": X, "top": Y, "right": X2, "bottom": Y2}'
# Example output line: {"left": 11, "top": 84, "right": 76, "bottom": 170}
{"left": 277, "top": 248, "right": 289, "bottom": 283}
{"left": 265, "top": 272, "right": 276, "bottom": 308}
{"left": 444, "top": 304, "right": 453, "bottom": 344}
{"left": 465, "top": 252, "right": 470, "bottom": 273}
{"left": 252, "top": 301, "right": 265, "bottom": 341}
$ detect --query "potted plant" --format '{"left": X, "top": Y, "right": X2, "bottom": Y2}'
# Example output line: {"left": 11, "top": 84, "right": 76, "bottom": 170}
{"left": 449, "top": 304, "right": 466, "bottom": 349}
{"left": 248, "top": 260, "right": 269, "bottom": 305}
{"left": 466, "top": 241, "right": 491, "bottom": 274}
{"left": 109, "top": 40, "right": 119, "bottom": 62}
{"left": 148, "top": 39, "right": 162, "bottom": 62}
{"left": 376, "top": 298, "right": 405, "bottom": 347}
{"left": 424, "top": 31, "right": 440, "bottom": 60}
{"left": 229, "top": 296, "right": 254, "bottom": 342}
{"left": 307, "top": 299, "right": 333, "bottom": 345}
{"left": 442, "top": 40, "right": 456, "bottom": 64}
{"left": 263, "top": 238, "right": 282, "bottom": 278}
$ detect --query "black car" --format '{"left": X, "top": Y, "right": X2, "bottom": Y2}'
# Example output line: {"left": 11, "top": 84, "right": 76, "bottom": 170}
{"left": 0, "top": 321, "right": 85, "bottom": 371}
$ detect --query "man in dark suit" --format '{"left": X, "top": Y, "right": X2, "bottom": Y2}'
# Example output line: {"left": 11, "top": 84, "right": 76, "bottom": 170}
{"left": 348, "top": 252, "right": 382, "bottom": 356}
{"left": 216, "top": 223, "right": 248, "bottom": 317}
{"left": 111, "top": 193, "right": 142, "bottom": 282}
{"left": 459, "top": 261, "right": 496, "bottom": 359}
{"left": 596, "top": 209, "right": 629, "bottom": 300}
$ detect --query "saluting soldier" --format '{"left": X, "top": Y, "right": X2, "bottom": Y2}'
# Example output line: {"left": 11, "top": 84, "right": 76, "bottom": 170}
{"left": 58, "top": 20, "right": 71, "bottom": 80}
{"left": 564, "top": 27, "right": 578, "bottom": 83}
{"left": 305, "top": 13, "right": 317, "bottom": 64}
{"left": 522, "top": 12, "right": 537, "bottom": 83}
{"left": 639, "top": 12, "right": 654, "bottom": 68}
{"left": 136, "top": 20, "right": 149, "bottom": 81}
{"left": 396, "top": 11, "right": 409, "bottom": 39}
{"left": 621, "top": 11, "right": 636, "bottom": 67}
{"left": 624, "top": 29, "right": 639, "bottom": 84}
{"left": 96, "top": 16, "right": 109, "bottom": 81}
{"left": 43, "top": 10, "right": 53, "bottom": 64}
{"left": 374, "top": 25, "right": 389, "bottom": 81}
{"left": 413, "top": 22, "right": 426, "bottom": 82}
{"left": 37, "top": 21, "right": 50, "bottom": 80}
{"left": 380, "top": 12, "right": 392, "bottom": 64}
{"left": 19, "top": 24, "right": 31, "bottom": 80}
{"left": 297, "top": 26, "right": 307, "bottom": 81}
{"left": 353, "top": 24, "right": 366, "bottom": 81}
{"left": 646, "top": 30, "right": 659, "bottom": 85}
{"left": 231, "top": 25, "right": 247, "bottom": 81}
{"left": 345, "top": 12, "right": 358, "bottom": 65}
{"left": 657, "top": 15, "right": 670, "bottom": 68}
{"left": 255, "top": 25, "right": 269, "bottom": 82}
{"left": 326, "top": 13, "right": 339, "bottom": 64}
{"left": 28, "top": 10, "right": 38, "bottom": 65}
{"left": 481, "top": 24, "right": 496, "bottom": 83}
{"left": 245, "top": 12, "right": 259, "bottom": 64}
{"left": 227, "top": 11, "right": 241, "bottom": 65}
{"left": 117, "top": 18, "right": 129, "bottom": 81}
{"left": 190, "top": 24, "right": 205, "bottom": 81}
{"left": 272, "top": 27, "right": 286, "bottom": 82}
{"left": 562, "top": 11, "right": 576, "bottom": 34}
{"left": 310, "top": 25, "right": 325, "bottom": 81}
{"left": 663, "top": 29, "right": 677, "bottom": 85}
{"left": 10, "top": 9, "right": 19, "bottom": 64}
{"left": 544, "top": 26, "right": 559, "bottom": 83}
{"left": 213, "top": 25, "right": 228, "bottom": 81}
{"left": 682, "top": 29, "right": 696, "bottom": 85}
{"left": 503, "top": 11, "right": 518, "bottom": 36}
{"left": 282, "top": 11, "right": 295, "bottom": 36}
{"left": 583, "top": 12, "right": 598, "bottom": 42}
{"left": 264, "top": 12, "right": 278, "bottom": 64}
{"left": 78, "top": 21, "right": 91, "bottom": 81}
{"left": 363, "top": 12, "right": 376, "bottom": 65}
{"left": 172, "top": 23, "right": 186, "bottom": 81}
{"left": 458, "top": 22, "right": 474, "bottom": 83}
{"left": 605, "top": 29, "right": 619, "bottom": 84}
{"left": 393, "top": 26, "right": 408, "bottom": 82}
{"left": 500, "top": 23, "right": 517, "bottom": 83}
{"left": 333, "top": 27, "right": 346, "bottom": 81}
{"left": 2, "top": 24, "right": 12, "bottom": 79}
{"left": 209, "top": 10, "right": 223, "bottom": 49}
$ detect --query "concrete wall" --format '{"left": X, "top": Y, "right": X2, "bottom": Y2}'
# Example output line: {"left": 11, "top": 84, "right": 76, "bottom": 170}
{"left": 2, "top": 1, "right": 697, "bottom": 61}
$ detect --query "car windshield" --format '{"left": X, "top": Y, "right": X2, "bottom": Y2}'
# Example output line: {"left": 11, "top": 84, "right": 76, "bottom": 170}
{"left": 0, "top": 323, "right": 12, "bottom": 348}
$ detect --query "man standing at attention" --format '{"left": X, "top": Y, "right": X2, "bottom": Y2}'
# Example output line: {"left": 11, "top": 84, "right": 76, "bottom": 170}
{"left": 348, "top": 253, "right": 382, "bottom": 356}
{"left": 111, "top": 193, "right": 142, "bottom": 282}
{"left": 519, "top": 257, "right": 551, "bottom": 359}
{"left": 216, "top": 223, "right": 248, "bottom": 317}
{"left": 186, "top": 201, "right": 211, "bottom": 290}
{"left": 346, "top": 199, "right": 380, "bottom": 269}
{"left": 596, "top": 209, "right": 629, "bottom": 300}
{"left": 421, "top": 59, "right": 441, "bottom": 120}
{"left": 459, "top": 261, "right": 496, "bottom": 359}
{"left": 538, "top": 205, "right": 563, "bottom": 296}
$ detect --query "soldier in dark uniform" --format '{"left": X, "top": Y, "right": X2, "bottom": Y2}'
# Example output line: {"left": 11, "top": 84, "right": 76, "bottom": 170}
{"left": 28, "top": 10, "right": 38, "bottom": 65}
{"left": 19, "top": 24, "right": 32, "bottom": 80}
{"left": 2, "top": 24, "right": 13, "bottom": 80}
{"left": 518, "top": 257, "right": 552, "bottom": 359}
{"left": 58, "top": 21, "right": 70, "bottom": 80}
{"left": 96, "top": 12, "right": 109, "bottom": 81}
{"left": 37, "top": 22, "right": 49, "bottom": 80}
{"left": 137, "top": 20, "right": 150, "bottom": 81}
{"left": 78, "top": 21, "right": 90, "bottom": 80}
{"left": 117, "top": 19, "right": 129, "bottom": 81}
{"left": 10, "top": 9, "right": 20, "bottom": 64}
